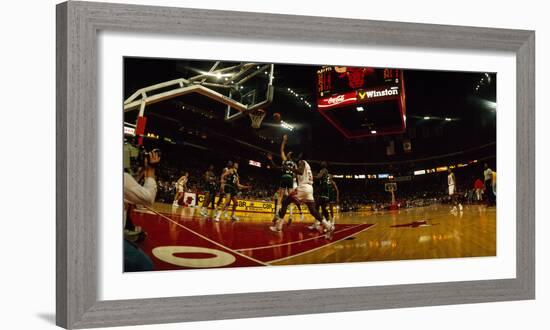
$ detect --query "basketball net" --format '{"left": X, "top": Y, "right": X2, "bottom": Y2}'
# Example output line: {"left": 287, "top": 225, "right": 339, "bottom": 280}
{"left": 248, "top": 109, "right": 266, "bottom": 129}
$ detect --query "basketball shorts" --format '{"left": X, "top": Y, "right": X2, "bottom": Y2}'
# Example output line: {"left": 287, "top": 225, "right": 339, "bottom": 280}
{"left": 279, "top": 174, "right": 294, "bottom": 189}
{"left": 205, "top": 182, "right": 217, "bottom": 195}
{"left": 223, "top": 184, "right": 238, "bottom": 197}
{"left": 318, "top": 185, "right": 330, "bottom": 201}
{"left": 328, "top": 188, "right": 337, "bottom": 203}
{"left": 448, "top": 184, "right": 456, "bottom": 196}
{"left": 290, "top": 184, "right": 314, "bottom": 203}
{"left": 177, "top": 184, "right": 184, "bottom": 193}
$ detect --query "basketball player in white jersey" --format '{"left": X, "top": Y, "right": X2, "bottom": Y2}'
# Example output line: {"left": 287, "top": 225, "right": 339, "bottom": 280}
{"left": 270, "top": 152, "right": 333, "bottom": 236}
{"left": 172, "top": 171, "right": 189, "bottom": 207}
{"left": 447, "top": 169, "right": 463, "bottom": 213}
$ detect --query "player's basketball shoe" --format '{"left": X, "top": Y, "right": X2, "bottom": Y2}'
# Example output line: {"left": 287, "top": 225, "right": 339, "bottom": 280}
{"left": 172, "top": 201, "right": 179, "bottom": 208}
{"left": 307, "top": 222, "right": 321, "bottom": 231}
{"left": 213, "top": 211, "right": 221, "bottom": 222}
{"left": 270, "top": 218, "right": 284, "bottom": 232}
{"left": 459, "top": 203, "right": 463, "bottom": 211}
{"left": 231, "top": 215, "right": 240, "bottom": 221}
{"left": 321, "top": 219, "right": 334, "bottom": 234}
{"left": 200, "top": 208, "right": 208, "bottom": 217}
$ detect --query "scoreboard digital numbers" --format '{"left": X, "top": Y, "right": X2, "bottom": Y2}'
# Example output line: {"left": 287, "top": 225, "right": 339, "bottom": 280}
{"left": 316, "top": 66, "right": 406, "bottom": 138}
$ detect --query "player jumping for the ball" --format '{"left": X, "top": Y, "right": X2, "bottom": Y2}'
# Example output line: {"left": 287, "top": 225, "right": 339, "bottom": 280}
{"left": 270, "top": 147, "right": 333, "bottom": 237}
{"left": 267, "top": 134, "right": 303, "bottom": 224}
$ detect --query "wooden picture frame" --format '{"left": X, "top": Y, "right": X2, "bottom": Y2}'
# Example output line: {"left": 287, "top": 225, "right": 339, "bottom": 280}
{"left": 56, "top": 1, "right": 535, "bottom": 328}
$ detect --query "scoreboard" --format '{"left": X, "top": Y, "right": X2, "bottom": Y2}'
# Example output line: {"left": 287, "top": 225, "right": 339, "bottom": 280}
{"left": 316, "top": 66, "right": 406, "bottom": 138}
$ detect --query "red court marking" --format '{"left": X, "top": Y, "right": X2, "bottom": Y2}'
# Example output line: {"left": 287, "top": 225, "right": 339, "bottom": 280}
{"left": 236, "top": 224, "right": 365, "bottom": 252}
{"left": 130, "top": 209, "right": 374, "bottom": 270}
{"left": 131, "top": 210, "right": 267, "bottom": 270}
{"left": 265, "top": 223, "right": 376, "bottom": 265}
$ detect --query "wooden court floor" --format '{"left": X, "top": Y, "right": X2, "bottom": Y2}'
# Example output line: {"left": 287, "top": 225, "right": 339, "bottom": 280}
{"left": 130, "top": 203, "right": 496, "bottom": 271}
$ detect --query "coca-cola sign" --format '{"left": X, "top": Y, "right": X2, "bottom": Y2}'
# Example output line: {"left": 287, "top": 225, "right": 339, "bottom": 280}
{"left": 318, "top": 91, "right": 357, "bottom": 109}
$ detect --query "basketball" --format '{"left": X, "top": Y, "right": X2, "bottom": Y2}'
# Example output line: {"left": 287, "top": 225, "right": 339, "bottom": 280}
{"left": 273, "top": 112, "right": 281, "bottom": 122}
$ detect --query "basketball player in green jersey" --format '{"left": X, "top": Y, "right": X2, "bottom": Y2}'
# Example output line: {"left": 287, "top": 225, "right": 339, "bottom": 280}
{"left": 267, "top": 134, "right": 303, "bottom": 224}
{"left": 315, "top": 161, "right": 332, "bottom": 229}
{"left": 214, "top": 162, "right": 251, "bottom": 222}
{"left": 215, "top": 160, "right": 233, "bottom": 218}
{"left": 200, "top": 164, "right": 217, "bottom": 217}
{"left": 327, "top": 174, "right": 340, "bottom": 225}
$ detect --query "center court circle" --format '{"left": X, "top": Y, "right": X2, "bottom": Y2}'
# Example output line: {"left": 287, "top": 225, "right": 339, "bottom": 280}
{"left": 152, "top": 246, "right": 236, "bottom": 268}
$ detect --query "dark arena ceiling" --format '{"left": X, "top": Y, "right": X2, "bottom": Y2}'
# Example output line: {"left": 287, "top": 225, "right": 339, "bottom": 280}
{"left": 123, "top": 57, "right": 496, "bottom": 173}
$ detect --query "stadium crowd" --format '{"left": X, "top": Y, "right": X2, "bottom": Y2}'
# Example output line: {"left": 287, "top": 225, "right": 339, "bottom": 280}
{"left": 151, "top": 156, "right": 495, "bottom": 211}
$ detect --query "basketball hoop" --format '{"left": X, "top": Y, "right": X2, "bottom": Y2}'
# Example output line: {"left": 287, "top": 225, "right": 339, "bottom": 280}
{"left": 385, "top": 182, "right": 397, "bottom": 192}
{"left": 385, "top": 182, "right": 398, "bottom": 209}
{"left": 248, "top": 108, "right": 266, "bottom": 129}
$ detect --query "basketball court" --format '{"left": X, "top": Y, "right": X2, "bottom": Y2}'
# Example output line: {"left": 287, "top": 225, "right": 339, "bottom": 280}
{"left": 123, "top": 59, "right": 497, "bottom": 272}
{"left": 129, "top": 203, "right": 495, "bottom": 270}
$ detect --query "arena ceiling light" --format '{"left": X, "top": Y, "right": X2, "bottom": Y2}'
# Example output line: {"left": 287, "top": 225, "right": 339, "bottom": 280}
{"left": 481, "top": 99, "right": 497, "bottom": 111}
{"left": 356, "top": 106, "right": 365, "bottom": 112}
{"left": 280, "top": 120, "right": 294, "bottom": 131}
{"left": 445, "top": 117, "right": 452, "bottom": 121}
{"left": 423, "top": 116, "right": 431, "bottom": 120}
{"left": 201, "top": 71, "right": 232, "bottom": 79}
{"left": 287, "top": 88, "right": 312, "bottom": 109}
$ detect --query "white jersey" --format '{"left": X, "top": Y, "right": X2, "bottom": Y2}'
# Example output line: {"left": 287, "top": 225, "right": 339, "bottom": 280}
{"left": 177, "top": 176, "right": 188, "bottom": 187}
{"left": 296, "top": 160, "right": 313, "bottom": 186}
{"left": 447, "top": 173, "right": 455, "bottom": 186}
{"left": 484, "top": 168, "right": 493, "bottom": 181}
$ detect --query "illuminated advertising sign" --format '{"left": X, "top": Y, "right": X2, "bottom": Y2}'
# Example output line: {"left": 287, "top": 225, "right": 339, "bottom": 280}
{"left": 316, "top": 66, "right": 406, "bottom": 138}
{"left": 196, "top": 195, "right": 310, "bottom": 214}
{"left": 317, "top": 91, "right": 357, "bottom": 109}
{"left": 248, "top": 160, "right": 261, "bottom": 168}
{"left": 436, "top": 166, "right": 448, "bottom": 172}
{"left": 414, "top": 169, "right": 426, "bottom": 175}
{"left": 124, "top": 126, "right": 136, "bottom": 136}
{"left": 378, "top": 174, "right": 389, "bottom": 179}
{"left": 357, "top": 86, "right": 400, "bottom": 102}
